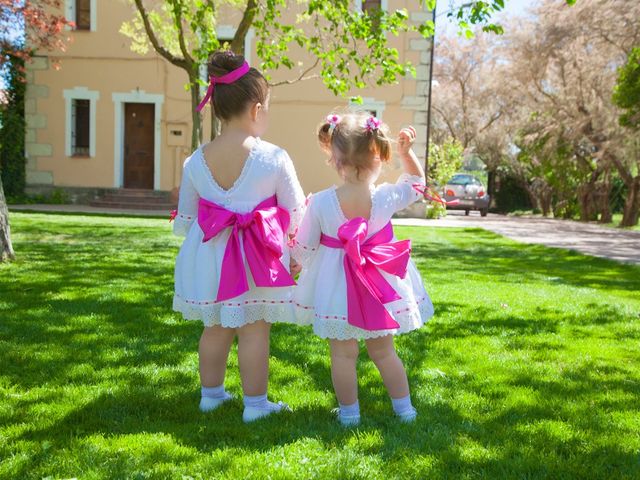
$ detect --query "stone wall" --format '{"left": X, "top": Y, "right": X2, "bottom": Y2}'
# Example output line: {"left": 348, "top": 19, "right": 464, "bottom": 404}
{"left": 24, "top": 56, "right": 53, "bottom": 186}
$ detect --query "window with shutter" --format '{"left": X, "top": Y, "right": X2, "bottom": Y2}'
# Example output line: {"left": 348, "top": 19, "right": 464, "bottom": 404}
{"left": 76, "top": 0, "right": 91, "bottom": 30}
{"left": 72, "top": 99, "right": 90, "bottom": 156}
{"left": 362, "top": 0, "right": 382, "bottom": 13}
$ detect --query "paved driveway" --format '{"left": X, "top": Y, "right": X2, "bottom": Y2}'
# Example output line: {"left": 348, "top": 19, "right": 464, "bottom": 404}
{"left": 394, "top": 211, "right": 640, "bottom": 265}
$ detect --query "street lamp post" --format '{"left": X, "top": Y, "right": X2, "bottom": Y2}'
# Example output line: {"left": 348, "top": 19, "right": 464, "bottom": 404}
{"left": 424, "top": 4, "right": 436, "bottom": 177}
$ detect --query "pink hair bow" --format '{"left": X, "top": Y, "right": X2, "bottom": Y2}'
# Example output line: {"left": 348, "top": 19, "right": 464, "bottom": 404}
{"left": 196, "top": 61, "right": 251, "bottom": 112}
{"left": 198, "top": 195, "right": 295, "bottom": 301}
{"left": 320, "top": 218, "right": 411, "bottom": 331}
{"left": 327, "top": 114, "right": 341, "bottom": 135}
{"left": 365, "top": 116, "right": 381, "bottom": 132}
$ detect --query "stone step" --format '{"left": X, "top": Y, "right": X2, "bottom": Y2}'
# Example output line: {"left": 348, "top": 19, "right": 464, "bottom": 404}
{"left": 104, "top": 188, "right": 172, "bottom": 198}
{"left": 90, "top": 200, "right": 176, "bottom": 210}
{"left": 100, "top": 194, "right": 173, "bottom": 204}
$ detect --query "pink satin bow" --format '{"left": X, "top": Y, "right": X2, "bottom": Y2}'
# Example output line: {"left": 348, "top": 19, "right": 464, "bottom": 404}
{"left": 320, "top": 218, "right": 411, "bottom": 331}
{"left": 198, "top": 195, "right": 295, "bottom": 302}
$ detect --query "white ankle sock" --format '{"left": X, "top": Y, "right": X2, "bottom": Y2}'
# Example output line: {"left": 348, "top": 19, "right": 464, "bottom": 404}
{"left": 339, "top": 400, "right": 360, "bottom": 417}
{"left": 243, "top": 393, "right": 281, "bottom": 411}
{"left": 201, "top": 384, "right": 231, "bottom": 399}
{"left": 391, "top": 394, "right": 414, "bottom": 415}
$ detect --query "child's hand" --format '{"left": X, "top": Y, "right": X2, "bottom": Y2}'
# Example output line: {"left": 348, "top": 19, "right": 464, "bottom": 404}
{"left": 290, "top": 258, "right": 302, "bottom": 276}
{"left": 397, "top": 126, "right": 417, "bottom": 156}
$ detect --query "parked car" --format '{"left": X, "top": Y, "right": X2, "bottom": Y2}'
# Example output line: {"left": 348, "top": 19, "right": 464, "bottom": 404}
{"left": 442, "top": 174, "right": 490, "bottom": 216}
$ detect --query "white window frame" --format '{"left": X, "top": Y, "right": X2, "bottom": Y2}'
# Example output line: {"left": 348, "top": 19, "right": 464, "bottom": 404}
{"left": 65, "top": 0, "right": 97, "bottom": 32}
{"left": 349, "top": 97, "right": 386, "bottom": 119}
{"left": 63, "top": 87, "right": 99, "bottom": 158}
{"left": 112, "top": 90, "right": 164, "bottom": 190}
{"left": 354, "top": 0, "right": 389, "bottom": 13}
{"left": 216, "top": 25, "right": 254, "bottom": 63}
{"left": 199, "top": 26, "right": 255, "bottom": 92}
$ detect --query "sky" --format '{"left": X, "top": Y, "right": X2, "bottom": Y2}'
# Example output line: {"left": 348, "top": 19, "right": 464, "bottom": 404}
{"left": 436, "top": 0, "right": 537, "bottom": 33}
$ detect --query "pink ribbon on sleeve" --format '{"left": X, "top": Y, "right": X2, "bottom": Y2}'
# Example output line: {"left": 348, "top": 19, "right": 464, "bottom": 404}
{"left": 412, "top": 183, "right": 460, "bottom": 206}
{"left": 320, "top": 218, "right": 411, "bottom": 331}
{"left": 198, "top": 195, "right": 295, "bottom": 302}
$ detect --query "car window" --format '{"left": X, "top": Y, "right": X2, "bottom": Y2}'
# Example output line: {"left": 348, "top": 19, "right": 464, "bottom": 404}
{"left": 449, "top": 175, "right": 473, "bottom": 185}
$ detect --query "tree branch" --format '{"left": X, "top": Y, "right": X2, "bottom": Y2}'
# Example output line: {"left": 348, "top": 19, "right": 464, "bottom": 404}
{"left": 133, "top": 0, "right": 189, "bottom": 70}
{"left": 168, "top": 0, "right": 194, "bottom": 68}
{"left": 231, "top": 0, "right": 258, "bottom": 55}
{"left": 270, "top": 57, "right": 321, "bottom": 87}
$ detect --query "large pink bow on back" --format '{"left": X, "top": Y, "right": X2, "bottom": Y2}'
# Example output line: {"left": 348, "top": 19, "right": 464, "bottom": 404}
{"left": 320, "top": 218, "right": 411, "bottom": 331}
{"left": 198, "top": 195, "right": 295, "bottom": 302}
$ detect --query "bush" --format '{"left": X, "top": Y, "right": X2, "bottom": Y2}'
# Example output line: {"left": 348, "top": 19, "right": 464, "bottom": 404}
{"left": 0, "top": 53, "right": 26, "bottom": 198}
{"left": 494, "top": 175, "right": 532, "bottom": 213}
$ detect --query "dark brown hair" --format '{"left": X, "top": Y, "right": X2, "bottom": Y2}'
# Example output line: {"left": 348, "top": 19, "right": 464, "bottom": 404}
{"left": 207, "top": 51, "right": 269, "bottom": 121}
{"left": 318, "top": 111, "right": 392, "bottom": 177}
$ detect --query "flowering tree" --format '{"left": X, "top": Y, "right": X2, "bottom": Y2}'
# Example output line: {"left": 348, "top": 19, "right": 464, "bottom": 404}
{"left": 431, "top": 0, "right": 640, "bottom": 226}
{"left": 0, "top": 1, "right": 72, "bottom": 261}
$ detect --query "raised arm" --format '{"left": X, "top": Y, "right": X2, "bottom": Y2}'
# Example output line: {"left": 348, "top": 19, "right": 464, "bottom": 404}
{"left": 397, "top": 126, "right": 425, "bottom": 180}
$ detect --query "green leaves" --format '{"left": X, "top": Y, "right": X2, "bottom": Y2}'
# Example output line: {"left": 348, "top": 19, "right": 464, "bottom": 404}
{"left": 612, "top": 46, "right": 640, "bottom": 129}
{"left": 254, "top": 0, "right": 436, "bottom": 97}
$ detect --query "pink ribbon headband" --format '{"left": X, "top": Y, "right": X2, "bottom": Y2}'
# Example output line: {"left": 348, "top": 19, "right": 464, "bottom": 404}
{"left": 196, "top": 61, "right": 251, "bottom": 112}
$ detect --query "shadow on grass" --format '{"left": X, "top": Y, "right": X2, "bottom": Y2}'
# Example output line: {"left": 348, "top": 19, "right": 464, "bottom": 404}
{"left": 3, "top": 216, "right": 640, "bottom": 478}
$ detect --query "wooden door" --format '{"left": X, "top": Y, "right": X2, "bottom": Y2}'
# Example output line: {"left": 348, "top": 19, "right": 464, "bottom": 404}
{"left": 124, "top": 103, "right": 155, "bottom": 189}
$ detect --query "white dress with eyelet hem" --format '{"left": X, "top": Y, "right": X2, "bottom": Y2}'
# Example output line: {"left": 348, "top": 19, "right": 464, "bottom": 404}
{"left": 291, "top": 174, "right": 434, "bottom": 340}
{"left": 172, "top": 139, "right": 306, "bottom": 328}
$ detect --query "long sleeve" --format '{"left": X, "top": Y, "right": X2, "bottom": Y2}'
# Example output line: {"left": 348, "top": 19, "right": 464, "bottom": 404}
{"left": 173, "top": 159, "right": 199, "bottom": 237}
{"left": 275, "top": 149, "right": 306, "bottom": 235}
{"left": 377, "top": 173, "right": 426, "bottom": 214}
{"left": 290, "top": 194, "right": 321, "bottom": 267}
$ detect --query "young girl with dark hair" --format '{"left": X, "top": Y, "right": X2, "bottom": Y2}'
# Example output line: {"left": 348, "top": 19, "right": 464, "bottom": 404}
{"left": 172, "top": 51, "right": 305, "bottom": 423}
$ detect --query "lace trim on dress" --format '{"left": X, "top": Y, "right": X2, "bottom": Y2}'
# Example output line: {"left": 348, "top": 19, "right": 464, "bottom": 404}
{"left": 289, "top": 239, "right": 317, "bottom": 266}
{"left": 173, "top": 293, "right": 299, "bottom": 328}
{"left": 172, "top": 214, "right": 196, "bottom": 236}
{"left": 295, "top": 295, "right": 433, "bottom": 340}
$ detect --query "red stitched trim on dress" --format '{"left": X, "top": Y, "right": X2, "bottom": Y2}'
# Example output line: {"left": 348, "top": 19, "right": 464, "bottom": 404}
{"left": 175, "top": 294, "right": 428, "bottom": 317}
{"left": 175, "top": 293, "right": 294, "bottom": 307}
{"left": 293, "top": 295, "right": 428, "bottom": 320}
{"left": 290, "top": 239, "right": 317, "bottom": 251}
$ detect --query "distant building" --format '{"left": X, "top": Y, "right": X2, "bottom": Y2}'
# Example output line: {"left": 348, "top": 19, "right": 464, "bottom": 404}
{"left": 25, "top": 0, "right": 433, "bottom": 203}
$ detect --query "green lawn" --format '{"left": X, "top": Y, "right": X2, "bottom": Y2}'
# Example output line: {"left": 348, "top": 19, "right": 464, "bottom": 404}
{"left": 1, "top": 212, "right": 639, "bottom": 479}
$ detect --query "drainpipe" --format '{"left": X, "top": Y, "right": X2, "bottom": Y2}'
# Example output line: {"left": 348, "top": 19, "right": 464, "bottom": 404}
{"left": 424, "top": 4, "right": 436, "bottom": 177}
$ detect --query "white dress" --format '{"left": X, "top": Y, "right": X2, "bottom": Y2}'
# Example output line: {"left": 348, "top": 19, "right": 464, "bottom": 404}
{"left": 291, "top": 174, "right": 434, "bottom": 340}
{"left": 172, "top": 138, "right": 306, "bottom": 328}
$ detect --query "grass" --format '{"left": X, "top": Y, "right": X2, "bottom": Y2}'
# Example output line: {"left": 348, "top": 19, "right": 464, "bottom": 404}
{"left": 1, "top": 212, "right": 639, "bottom": 479}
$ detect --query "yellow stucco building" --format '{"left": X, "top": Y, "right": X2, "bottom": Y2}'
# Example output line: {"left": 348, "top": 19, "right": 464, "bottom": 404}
{"left": 25, "top": 0, "right": 434, "bottom": 204}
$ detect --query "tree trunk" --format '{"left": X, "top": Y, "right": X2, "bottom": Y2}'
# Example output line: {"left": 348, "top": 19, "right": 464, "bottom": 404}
{"left": 577, "top": 185, "right": 597, "bottom": 222}
{"left": 189, "top": 74, "right": 201, "bottom": 150}
{"left": 620, "top": 176, "right": 640, "bottom": 227}
{"left": 597, "top": 181, "right": 613, "bottom": 224}
{"left": 0, "top": 175, "right": 16, "bottom": 262}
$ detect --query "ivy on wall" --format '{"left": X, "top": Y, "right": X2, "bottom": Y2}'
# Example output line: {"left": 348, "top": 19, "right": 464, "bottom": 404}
{"left": 0, "top": 53, "right": 26, "bottom": 199}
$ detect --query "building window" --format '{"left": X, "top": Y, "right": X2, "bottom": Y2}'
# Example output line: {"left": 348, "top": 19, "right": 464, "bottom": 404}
{"left": 72, "top": 99, "right": 90, "bottom": 156}
{"left": 64, "top": 87, "right": 99, "bottom": 158}
{"left": 362, "top": 0, "right": 381, "bottom": 14}
{"left": 65, "top": 0, "right": 96, "bottom": 32}
{"left": 355, "top": 0, "right": 388, "bottom": 13}
{"left": 349, "top": 97, "right": 386, "bottom": 120}
{"left": 75, "top": 0, "right": 91, "bottom": 30}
